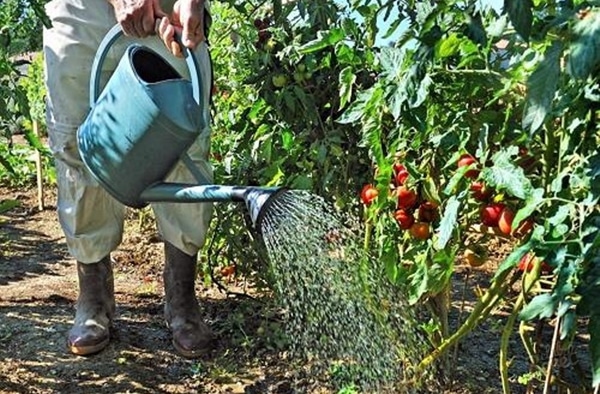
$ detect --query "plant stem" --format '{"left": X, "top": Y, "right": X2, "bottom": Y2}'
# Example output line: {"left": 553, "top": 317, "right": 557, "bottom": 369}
{"left": 500, "top": 293, "right": 524, "bottom": 394}
{"left": 416, "top": 268, "right": 515, "bottom": 373}
{"left": 543, "top": 314, "right": 562, "bottom": 394}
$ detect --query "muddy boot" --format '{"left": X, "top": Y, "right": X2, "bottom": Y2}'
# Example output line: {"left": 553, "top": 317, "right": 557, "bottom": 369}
{"left": 163, "top": 242, "right": 214, "bottom": 358}
{"left": 67, "top": 256, "right": 115, "bottom": 356}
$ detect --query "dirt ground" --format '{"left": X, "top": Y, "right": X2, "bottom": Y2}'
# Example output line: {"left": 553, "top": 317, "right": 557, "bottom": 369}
{"left": 0, "top": 185, "right": 592, "bottom": 394}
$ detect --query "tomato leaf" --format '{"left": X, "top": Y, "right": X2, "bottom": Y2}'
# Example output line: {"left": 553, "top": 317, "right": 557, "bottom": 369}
{"left": 520, "top": 293, "right": 556, "bottom": 321}
{"left": 568, "top": 10, "right": 600, "bottom": 79}
{"left": 513, "top": 188, "right": 544, "bottom": 229}
{"left": 522, "top": 41, "right": 562, "bottom": 134}
{"left": 339, "top": 66, "right": 356, "bottom": 110}
{"left": 435, "top": 194, "right": 462, "bottom": 250}
{"left": 481, "top": 147, "right": 533, "bottom": 200}
{"left": 503, "top": 0, "right": 533, "bottom": 41}
{"left": 436, "top": 33, "right": 462, "bottom": 58}
{"left": 298, "top": 28, "right": 345, "bottom": 53}
{"left": 495, "top": 240, "right": 533, "bottom": 278}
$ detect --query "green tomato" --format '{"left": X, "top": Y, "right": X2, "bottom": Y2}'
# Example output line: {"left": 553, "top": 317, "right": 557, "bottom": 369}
{"left": 271, "top": 74, "right": 288, "bottom": 88}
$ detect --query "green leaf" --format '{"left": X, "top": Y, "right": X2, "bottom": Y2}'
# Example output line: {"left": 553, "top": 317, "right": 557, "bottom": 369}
{"left": 339, "top": 66, "right": 356, "bottom": 110}
{"left": 590, "top": 313, "right": 600, "bottom": 387}
{"left": 337, "top": 87, "right": 373, "bottom": 124}
{"left": 495, "top": 240, "right": 532, "bottom": 278}
{"left": 435, "top": 195, "right": 461, "bottom": 250}
{"left": 522, "top": 41, "right": 562, "bottom": 134}
{"left": 436, "top": 33, "right": 462, "bottom": 58}
{"left": 481, "top": 148, "right": 533, "bottom": 200}
{"left": 0, "top": 199, "right": 20, "bottom": 214}
{"left": 298, "top": 28, "right": 345, "bottom": 54}
{"left": 503, "top": 0, "right": 533, "bottom": 41}
{"left": 513, "top": 188, "right": 544, "bottom": 229}
{"left": 520, "top": 293, "right": 556, "bottom": 321}
{"left": 568, "top": 10, "right": 600, "bottom": 79}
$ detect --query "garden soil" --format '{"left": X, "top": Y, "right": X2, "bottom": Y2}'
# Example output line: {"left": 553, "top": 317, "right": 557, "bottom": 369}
{"left": 0, "top": 186, "right": 591, "bottom": 394}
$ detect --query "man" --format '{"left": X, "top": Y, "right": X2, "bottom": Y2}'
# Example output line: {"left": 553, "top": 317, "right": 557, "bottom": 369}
{"left": 43, "top": 0, "right": 215, "bottom": 357}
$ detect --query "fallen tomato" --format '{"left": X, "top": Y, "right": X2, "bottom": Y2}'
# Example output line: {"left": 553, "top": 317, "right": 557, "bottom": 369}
{"left": 410, "top": 222, "right": 431, "bottom": 240}
{"left": 360, "top": 184, "right": 379, "bottom": 205}
{"left": 396, "top": 186, "right": 418, "bottom": 210}
{"left": 464, "top": 247, "right": 487, "bottom": 267}
{"left": 394, "top": 209, "right": 415, "bottom": 230}
{"left": 220, "top": 265, "right": 236, "bottom": 277}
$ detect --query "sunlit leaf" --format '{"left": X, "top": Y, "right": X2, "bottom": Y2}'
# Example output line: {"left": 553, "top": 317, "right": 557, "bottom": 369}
{"left": 436, "top": 33, "right": 462, "bottom": 58}
{"left": 481, "top": 148, "right": 533, "bottom": 200}
{"left": 298, "top": 28, "right": 345, "bottom": 54}
{"left": 520, "top": 293, "right": 556, "bottom": 321}
{"left": 339, "top": 66, "right": 356, "bottom": 109}
{"left": 435, "top": 195, "right": 461, "bottom": 250}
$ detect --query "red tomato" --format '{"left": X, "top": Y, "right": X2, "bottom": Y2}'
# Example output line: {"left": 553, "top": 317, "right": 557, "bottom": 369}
{"left": 498, "top": 207, "right": 514, "bottom": 235}
{"left": 458, "top": 153, "right": 479, "bottom": 179}
{"left": 394, "top": 209, "right": 415, "bottom": 230}
{"left": 480, "top": 203, "right": 505, "bottom": 227}
{"left": 518, "top": 254, "right": 551, "bottom": 273}
{"left": 396, "top": 186, "right": 418, "bottom": 210}
{"left": 360, "top": 184, "right": 379, "bottom": 205}
{"left": 410, "top": 222, "right": 431, "bottom": 240}
{"left": 393, "top": 163, "right": 409, "bottom": 186}
{"left": 470, "top": 181, "right": 492, "bottom": 202}
{"left": 220, "top": 265, "right": 236, "bottom": 277}
{"left": 513, "top": 218, "right": 534, "bottom": 238}
{"left": 418, "top": 201, "right": 438, "bottom": 223}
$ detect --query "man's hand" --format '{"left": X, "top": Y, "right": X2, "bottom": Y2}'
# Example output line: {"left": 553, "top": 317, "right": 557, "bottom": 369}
{"left": 157, "top": 0, "right": 205, "bottom": 57}
{"left": 109, "top": 0, "right": 165, "bottom": 38}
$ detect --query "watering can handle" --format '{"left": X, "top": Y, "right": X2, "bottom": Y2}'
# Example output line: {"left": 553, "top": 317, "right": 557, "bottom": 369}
{"left": 89, "top": 24, "right": 203, "bottom": 113}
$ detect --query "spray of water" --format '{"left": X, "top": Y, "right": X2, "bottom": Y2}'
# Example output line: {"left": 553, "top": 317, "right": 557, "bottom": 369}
{"left": 257, "top": 190, "right": 434, "bottom": 392}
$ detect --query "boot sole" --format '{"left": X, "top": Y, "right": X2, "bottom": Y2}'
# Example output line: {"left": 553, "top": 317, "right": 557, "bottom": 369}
{"left": 68, "top": 337, "right": 110, "bottom": 356}
{"left": 172, "top": 338, "right": 212, "bottom": 359}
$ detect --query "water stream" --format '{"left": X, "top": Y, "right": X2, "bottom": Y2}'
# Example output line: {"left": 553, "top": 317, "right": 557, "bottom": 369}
{"left": 257, "top": 190, "right": 431, "bottom": 391}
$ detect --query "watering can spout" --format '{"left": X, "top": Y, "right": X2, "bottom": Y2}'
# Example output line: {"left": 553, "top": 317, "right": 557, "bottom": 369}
{"left": 243, "top": 187, "right": 286, "bottom": 228}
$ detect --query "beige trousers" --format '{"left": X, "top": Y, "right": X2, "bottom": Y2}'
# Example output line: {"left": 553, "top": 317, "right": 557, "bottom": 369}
{"left": 43, "top": 0, "right": 213, "bottom": 263}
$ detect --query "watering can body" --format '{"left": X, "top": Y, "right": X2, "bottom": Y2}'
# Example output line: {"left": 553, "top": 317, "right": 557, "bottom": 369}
{"left": 77, "top": 25, "right": 206, "bottom": 208}
{"left": 77, "top": 25, "right": 282, "bottom": 226}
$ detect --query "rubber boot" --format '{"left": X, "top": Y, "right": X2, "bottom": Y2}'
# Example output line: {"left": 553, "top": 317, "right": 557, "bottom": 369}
{"left": 163, "top": 242, "right": 214, "bottom": 358}
{"left": 67, "top": 256, "right": 115, "bottom": 355}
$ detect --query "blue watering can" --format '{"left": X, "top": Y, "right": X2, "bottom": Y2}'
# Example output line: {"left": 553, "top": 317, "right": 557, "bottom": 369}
{"left": 77, "top": 24, "right": 283, "bottom": 226}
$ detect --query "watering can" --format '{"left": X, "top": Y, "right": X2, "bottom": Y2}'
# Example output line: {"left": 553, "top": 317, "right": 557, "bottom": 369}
{"left": 77, "top": 24, "right": 283, "bottom": 227}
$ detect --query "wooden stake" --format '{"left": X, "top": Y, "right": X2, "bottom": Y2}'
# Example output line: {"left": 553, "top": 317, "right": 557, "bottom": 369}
{"left": 33, "top": 119, "right": 44, "bottom": 211}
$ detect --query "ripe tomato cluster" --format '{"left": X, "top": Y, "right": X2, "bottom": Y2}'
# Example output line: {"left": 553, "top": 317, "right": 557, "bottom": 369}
{"left": 360, "top": 163, "right": 439, "bottom": 241}
{"left": 392, "top": 164, "right": 438, "bottom": 240}
{"left": 459, "top": 153, "right": 534, "bottom": 239}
